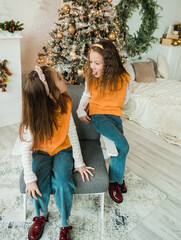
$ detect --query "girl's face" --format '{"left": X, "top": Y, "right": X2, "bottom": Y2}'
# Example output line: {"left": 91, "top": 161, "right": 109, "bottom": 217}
{"left": 90, "top": 50, "right": 104, "bottom": 78}
{"left": 51, "top": 68, "right": 67, "bottom": 94}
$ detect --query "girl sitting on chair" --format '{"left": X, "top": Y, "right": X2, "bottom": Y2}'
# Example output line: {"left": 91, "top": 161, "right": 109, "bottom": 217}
{"left": 77, "top": 39, "right": 130, "bottom": 204}
{"left": 19, "top": 66, "right": 94, "bottom": 240}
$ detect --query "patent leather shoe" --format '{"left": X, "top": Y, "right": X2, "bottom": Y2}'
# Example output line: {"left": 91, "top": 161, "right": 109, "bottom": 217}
{"left": 59, "top": 226, "right": 72, "bottom": 240}
{"left": 109, "top": 182, "right": 123, "bottom": 203}
{"left": 28, "top": 216, "right": 48, "bottom": 240}
{"left": 119, "top": 180, "right": 127, "bottom": 193}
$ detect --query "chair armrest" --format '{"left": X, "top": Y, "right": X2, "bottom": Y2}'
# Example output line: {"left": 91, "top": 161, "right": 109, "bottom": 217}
{"left": 101, "top": 135, "right": 118, "bottom": 157}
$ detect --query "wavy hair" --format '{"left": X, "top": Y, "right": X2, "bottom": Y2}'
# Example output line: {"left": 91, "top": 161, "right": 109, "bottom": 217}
{"left": 19, "top": 66, "right": 70, "bottom": 149}
{"left": 84, "top": 39, "right": 129, "bottom": 94}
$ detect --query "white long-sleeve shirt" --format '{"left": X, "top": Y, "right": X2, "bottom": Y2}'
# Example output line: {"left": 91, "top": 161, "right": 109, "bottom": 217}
{"left": 76, "top": 82, "right": 131, "bottom": 118}
{"left": 21, "top": 113, "right": 85, "bottom": 184}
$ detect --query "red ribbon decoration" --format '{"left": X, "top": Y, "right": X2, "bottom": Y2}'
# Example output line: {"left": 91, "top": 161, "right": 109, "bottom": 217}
{"left": 0, "top": 60, "right": 12, "bottom": 76}
{"left": 0, "top": 76, "right": 5, "bottom": 82}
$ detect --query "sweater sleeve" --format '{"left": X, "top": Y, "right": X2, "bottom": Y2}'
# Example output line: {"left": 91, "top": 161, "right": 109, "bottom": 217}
{"left": 21, "top": 129, "right": 37, "bottom": 184}
{"left": 76, "top": 83, "right": 91, "bottom": 118}
{"left": 68, "top": 113, "right": 85, "bottom": 168}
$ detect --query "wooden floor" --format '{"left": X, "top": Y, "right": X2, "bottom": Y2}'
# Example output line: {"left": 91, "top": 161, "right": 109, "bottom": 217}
{"left": 0, "top": 119, "right": 181, "bottom": 240}
{"left": 123, "top": 119, "right": 181, "bottom": 240}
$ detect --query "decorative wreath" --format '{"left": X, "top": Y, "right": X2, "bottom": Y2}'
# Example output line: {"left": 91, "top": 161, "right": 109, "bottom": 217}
{"left": 116, "top": 0, "right": 161, "bottom": 57}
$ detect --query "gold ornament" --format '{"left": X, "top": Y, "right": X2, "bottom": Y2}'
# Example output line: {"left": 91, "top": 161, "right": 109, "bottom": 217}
{"left": 108, "top": 32, "right": 116, "bottom": 41}
{"left": 70, "top": 50, "right": 76, "bottom": 59}
{"left": 68, "top": 26, "right": 76, "bottom": 34}
{"left": 77, "top": 69, "right": 83, "bottom": 76}
{"left": 58, "top": 13, "right": 63, "bottom": 18}
{"left": 177, "top": 39, "right": 181, "bottom": 45}
{"left": 107, "top": 0, "right": 112, "bottom": 3}
{"left": 91, "top": 0, "right": 98, "bottom": 2}
{"left": 172, "top": 40, "right": 178, "bottom": 46}
{"left": 94, "top": 30, "right": 99, "bottom": 36}
{"left": 57, "top": 32, "right": 63, "bottom": 39}
{"left": 37, "top": 58, "right": 44, "bottom": 64}
{"left": 62, "top": 4, "right": 70, "bottom": 14}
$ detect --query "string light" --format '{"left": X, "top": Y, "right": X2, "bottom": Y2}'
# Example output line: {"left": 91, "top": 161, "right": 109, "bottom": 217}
{"left": 37, "top": 0, "right": 123, "bottom": 81}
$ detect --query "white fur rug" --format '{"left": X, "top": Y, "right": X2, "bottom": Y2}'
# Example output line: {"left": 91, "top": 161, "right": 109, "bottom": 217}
{"left": 0, "top": 124, "right": 166, "bottom": 240}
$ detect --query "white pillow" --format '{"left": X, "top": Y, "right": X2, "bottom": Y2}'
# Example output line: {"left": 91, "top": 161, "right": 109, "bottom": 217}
{"left": 157, "top": 54, "right": 169, "bottom": 79}
{"left": 124, "top": 61, "right": 135, "bottom": 81}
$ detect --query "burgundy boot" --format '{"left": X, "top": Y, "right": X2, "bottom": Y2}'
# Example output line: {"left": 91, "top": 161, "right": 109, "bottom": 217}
{"left": 28, "top": 216, "right": 48, "bottom": 240}
{"left": 109, "top": 182, "right": 123, "bottom": 203}
{"left": 119, "top": 180, "right": 127, "bottom": 193}
{"left": 59, "top": 226, "right": 72, "bottom": 240}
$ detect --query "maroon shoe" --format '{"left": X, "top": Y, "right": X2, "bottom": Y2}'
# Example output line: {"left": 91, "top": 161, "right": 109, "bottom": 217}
{"left": 28, "top": 216, "right": 48, "bottom": 240}
{"left": 119, "top": 180, "right": 127, "bottom": 193}
{"left": 109, "top": 182, "right": 123, "bottom": 203}
{"left": 59, "top": 226, "right": 72, "bottom": 240}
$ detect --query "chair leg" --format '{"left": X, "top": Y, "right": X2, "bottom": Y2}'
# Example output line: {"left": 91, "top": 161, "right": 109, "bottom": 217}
{"left": 100, "top": 193, "right": 104, "bottom": 221}
{"left": 23, "top": 194, "right": 27, "bottom": 221}
{"left": 100, "top": 193, "right": 105, "bottom": 239}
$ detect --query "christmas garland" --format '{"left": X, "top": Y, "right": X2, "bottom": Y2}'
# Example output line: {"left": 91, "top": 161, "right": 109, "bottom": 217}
{"left": 116, "top": 0, "right": 161, "bottom": 57}
{"left": 0, "top": 60, "right": 12, "bottom": 92}
{"left": 0, "top": 20, "right": 24, "bottom": 33}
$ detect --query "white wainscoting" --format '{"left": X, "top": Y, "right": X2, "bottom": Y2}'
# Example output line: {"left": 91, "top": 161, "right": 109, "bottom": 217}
{"left": 0, "top": 35, "right": 22, "bottom": 128}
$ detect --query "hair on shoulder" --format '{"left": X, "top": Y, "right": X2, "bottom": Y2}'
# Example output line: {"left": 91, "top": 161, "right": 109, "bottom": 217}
{"left": 19, "top": 66, "right": 70, "bottom": 149}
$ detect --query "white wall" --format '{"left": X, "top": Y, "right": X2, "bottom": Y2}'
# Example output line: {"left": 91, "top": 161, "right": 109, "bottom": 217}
{"left": 0, "top": 0, "right": 181, "bottom": 79}
{"left": 0, "top": 0, "right": 61, "bottom": 79}
{"left": 113, "top": 0, "right": 181, "bottom": 38}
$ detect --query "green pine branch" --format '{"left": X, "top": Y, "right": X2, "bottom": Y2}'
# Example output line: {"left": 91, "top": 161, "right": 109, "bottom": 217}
{"left": 0, "top": 20, "right": 24, "bottom": 33}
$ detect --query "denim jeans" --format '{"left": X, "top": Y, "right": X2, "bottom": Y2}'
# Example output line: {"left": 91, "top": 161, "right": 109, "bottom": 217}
{"left": 28, "top": 147, "right": 76, "bottom": 227}
{"left": 91, "top": 114, "right": 129, "bottom": 185}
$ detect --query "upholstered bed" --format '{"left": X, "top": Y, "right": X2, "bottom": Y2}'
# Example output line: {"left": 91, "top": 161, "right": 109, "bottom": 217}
{"left": 122, "top": 56, "right": 181, "bottom": 147}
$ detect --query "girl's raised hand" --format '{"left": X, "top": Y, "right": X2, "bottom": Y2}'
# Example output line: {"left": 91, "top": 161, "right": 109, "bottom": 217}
{"left": 26, "top": 181, "right": 42, "bottom": 200}
{"left": 74, "top": 166, "right": 95, "bottom": 182}
{"left": 79, "top": 115, "right": 91, "bottom": 124}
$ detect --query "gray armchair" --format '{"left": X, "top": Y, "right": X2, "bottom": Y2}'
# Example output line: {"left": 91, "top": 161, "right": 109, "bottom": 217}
{"left": 19, "top": 84, "right": 111, "bottom": 221}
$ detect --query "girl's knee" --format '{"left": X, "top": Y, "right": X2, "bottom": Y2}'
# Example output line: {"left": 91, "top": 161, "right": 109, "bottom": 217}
{"left": 52, "top": 171, "right": 74, "bottom": 189}
{"left": 53, "top": 178, "right": 75, "bottom": 196}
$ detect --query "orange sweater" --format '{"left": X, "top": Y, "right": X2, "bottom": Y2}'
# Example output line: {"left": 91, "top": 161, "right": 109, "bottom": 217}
{"left": 34, "top": 98, "right": 72, "bottom": 156}
{"left": 87, "top": 73, "right": 130, "bottom": 117}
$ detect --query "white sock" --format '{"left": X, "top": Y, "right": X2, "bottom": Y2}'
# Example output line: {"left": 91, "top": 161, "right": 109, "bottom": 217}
{"left": 40, "top": 209, "right": 48, "bottom": 218}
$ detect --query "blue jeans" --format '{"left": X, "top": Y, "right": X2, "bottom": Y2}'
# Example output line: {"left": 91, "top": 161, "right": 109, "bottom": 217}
{"left": 91, "top": 114, "right": 129, "bottom": 185}
{"left": 28, "top": 147, "right": 76, "bottom": 227}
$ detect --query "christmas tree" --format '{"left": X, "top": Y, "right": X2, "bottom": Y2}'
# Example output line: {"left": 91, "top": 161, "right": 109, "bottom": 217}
{"left": 38, "top": 0, "right": 123, "bottom": 83}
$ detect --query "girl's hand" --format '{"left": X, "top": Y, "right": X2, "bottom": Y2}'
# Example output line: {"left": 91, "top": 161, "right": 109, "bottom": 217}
{"left": 26, "top": 181, "right": 42, "bottom": 200}
{"left": 79, "top": 115, "right": 91, "bottom": 124}
{"left": 74, "top": 166, "right": 95, "bottom": 182}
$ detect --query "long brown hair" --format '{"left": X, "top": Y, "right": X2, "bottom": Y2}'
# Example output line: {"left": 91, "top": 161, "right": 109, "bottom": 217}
{"left": 19, "top": 66, "right": 70, "bottom": 149}
{"left": 84, "top": 39, "right": 129, "bottom": 94}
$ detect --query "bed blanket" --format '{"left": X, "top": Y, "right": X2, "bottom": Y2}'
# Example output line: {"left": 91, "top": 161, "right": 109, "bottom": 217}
{"left": 122, "top": 79, "right": 181, "bottom": 147}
